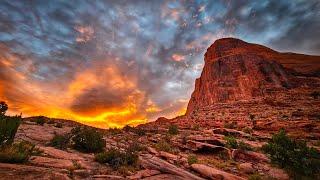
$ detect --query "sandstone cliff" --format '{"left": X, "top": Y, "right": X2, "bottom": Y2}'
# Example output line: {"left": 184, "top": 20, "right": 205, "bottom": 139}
{"left": 186, "top": 38, "right": 320, "bottom": 116}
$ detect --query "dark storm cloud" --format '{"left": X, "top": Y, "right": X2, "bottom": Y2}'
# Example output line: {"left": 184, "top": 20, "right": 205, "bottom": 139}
{"left": 0, "top": 0, "right": 319, "bottom": 126}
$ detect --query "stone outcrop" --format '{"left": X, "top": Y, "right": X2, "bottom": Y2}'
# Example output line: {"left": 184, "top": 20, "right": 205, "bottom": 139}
{"left": 186, "top": 38, "right": 320, "bottom": 115}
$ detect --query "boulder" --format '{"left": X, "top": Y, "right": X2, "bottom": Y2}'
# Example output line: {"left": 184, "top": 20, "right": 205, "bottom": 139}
{"left": 39, "top": 146, "right": 84, "bottom": 160}
{"left": 186, "top": 140, "right": 229, "bottom": 155}
{"left": 139, "top": 154, "right": 204, "bottom": 180}
{"left": 29, "top": 156, "right": 74, "bottom": 169}
{"left": 232, "top": 150, "right": 270, "bottom": 163}
{"left": 191, "top": 164, "right": 245, "bottom": 180}
{"left": 159, "top": 151, "right": 178, "bottom": 162}
{"left": 238, "top": 163, "right": 255, "bottom": 174}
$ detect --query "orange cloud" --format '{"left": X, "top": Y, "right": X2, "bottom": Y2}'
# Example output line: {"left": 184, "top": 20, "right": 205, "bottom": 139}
{"left": 172, "top": 54, "right": 185, "bottom": 62}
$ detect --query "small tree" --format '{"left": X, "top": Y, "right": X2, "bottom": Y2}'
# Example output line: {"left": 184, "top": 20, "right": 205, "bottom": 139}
{"left": 71, "top": 127, "right": 106, "bottom": 153}
{"left": 0, "top": 103, "right": 21, "bottom": 146}
{"left": 0, "top": 101, "right": 8, "bottom": 115}
{"left": 262, "top": 130, "right": 320, "bottom": 178}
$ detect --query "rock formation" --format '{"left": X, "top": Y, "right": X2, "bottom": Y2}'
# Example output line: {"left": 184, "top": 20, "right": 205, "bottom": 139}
{"left": 187, "top": 38, "right": 320, "bottom": 115}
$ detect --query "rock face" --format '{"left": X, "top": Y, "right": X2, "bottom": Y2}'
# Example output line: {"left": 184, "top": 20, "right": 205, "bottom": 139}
{"left": 187, "top": 38, "right": 320, "bottom": 115}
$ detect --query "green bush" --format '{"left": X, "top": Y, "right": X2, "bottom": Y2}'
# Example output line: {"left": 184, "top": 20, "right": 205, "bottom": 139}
{"left": 95, "top": 148, "right": 138, "bottom": 169}
{"left": 262, "top": 130, "right": 320, "bottom": 177}
{"left": 35, "top": 116, "right": 45, "bottom": 126}
{"left": 224, "top": 136, "right": 238, "bottom": 149}
{"left": 0, "top": 141, "right": 35, "bottom": 163}
{"left": 71, "top": 127, "right": 106, "bottom": 153}
{"left": 187, "top": 154, "right": 198, "bottom": 165}
{"left": 49, "top": 134, "right": 69, "bottom": 150}
{"left": 168, "top": 124, "right": 178, "bottom": 135}
{"left": 127, "top": 143, "right": 146, "bottom": 153}
{"left": 0, "top": 115, "right": 21, "bottom": 146}
{"left": 155, "top": 140, "right": 172, "bottom": 152}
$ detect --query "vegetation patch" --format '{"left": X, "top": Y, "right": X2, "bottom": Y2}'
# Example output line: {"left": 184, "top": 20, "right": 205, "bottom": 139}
{"left": 71, "top": 127, "right": 106, "bottom": 153}
{"left": 155, "top": 140, "right": 173, "bottom": 153}
{"left": 95, "top": 148, "right": 138, "bottom": 169}
{"left": 262, "top": 130, "right": 320, "bottom": 178}
{"left": 168, "top": 124, "right": 179, "bottom": 135}
{"left": 35, "top": 116, "right": 46, "bottom": 126}
{"left": 187, "top": 154, "right": 198, "bottom": 165}
{"left": 0, "top": 115, "right": 21, "bottom": 146}
{"left": 0, "top": 141, "right": 35, "bottom": 163}
{"left": 224, "top": 136, "right": 238, "bottom": 149}
{"left": 224, "top": 136, "right": 252, "bottom": 151}
{"left": 49, "top": 134, "right": 70, "bottom": 150}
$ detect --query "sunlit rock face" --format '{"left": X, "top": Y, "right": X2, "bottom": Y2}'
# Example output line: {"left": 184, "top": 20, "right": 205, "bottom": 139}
{"left": 186, "top": 38, "right": 320, "bottom": 115}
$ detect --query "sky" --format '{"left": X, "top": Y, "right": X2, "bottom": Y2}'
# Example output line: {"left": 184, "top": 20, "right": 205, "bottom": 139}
{"left": 0, "top": 0, "right": 319, "bottom": 128}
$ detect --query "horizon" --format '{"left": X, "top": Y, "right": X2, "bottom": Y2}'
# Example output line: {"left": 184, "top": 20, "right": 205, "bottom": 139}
{"left": 0, "top": 0, "right": 319, "bottom": 128}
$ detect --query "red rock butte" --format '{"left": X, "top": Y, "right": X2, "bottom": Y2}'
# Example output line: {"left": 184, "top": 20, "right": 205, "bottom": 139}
{"left": 187, "top": 38, "right": 320, "bottom": 114}
{"left": 143, "top": 38, "right": 320, "bottom": 136}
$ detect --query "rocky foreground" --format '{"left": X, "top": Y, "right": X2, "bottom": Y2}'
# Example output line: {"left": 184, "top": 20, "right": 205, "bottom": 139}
{"left": 0, "top": 119, "right": 297, "bottom": 180}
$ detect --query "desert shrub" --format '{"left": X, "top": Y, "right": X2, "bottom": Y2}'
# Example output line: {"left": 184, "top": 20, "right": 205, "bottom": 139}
{"left": 262, "top": 130, "right": 320, "bottom": 178}
{"left": 54, "top": 123, "right": 63, "bottom": 128}
{"left": 168, "top": 124, "right": 178, "bottom": 135}
{"left": 155, "top": 140, "right": 172, "bottom": 152}
{"left": 0, "top": 141, "right": 35, "bottom": 163}
{"left": 223, "top": 121, "right": 237, "bottom": 129}
{"left": 224, "top": 136, "right": 238, "bottom": 149}
{"left": 35, "top": 116, "right": 45, "bottom": 126}
{"left": 71, "top": 127, "right": 106, "bottom": 153}
{"left": 49, "top": 134, "right": 69, "bottom": 150}
{"left": 95, "top": 148, "right": 138, "bottom": 169}
{"left": 242, "top": 127, "right": 253, "bottom": 134}
{"left": 187, "top": 154, "right": 198, "bottom": 165}
{"left": 248, "top": 173, "right": 262, "bottom": 180}
{"left": 0, "top": 115, "right": 21, "bottom": 146}
{"left": 238, "top": 141, "right": 252, "bottom": 151}
{"left": 127, "top": 142, "right": 146, "bottom": 153}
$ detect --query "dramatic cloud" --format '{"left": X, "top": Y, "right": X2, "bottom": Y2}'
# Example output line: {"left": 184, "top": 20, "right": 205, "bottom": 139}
{"left": 0, "top": 0, "right": 319, "bottom": 128}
